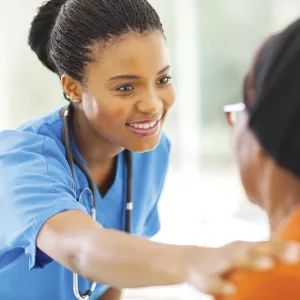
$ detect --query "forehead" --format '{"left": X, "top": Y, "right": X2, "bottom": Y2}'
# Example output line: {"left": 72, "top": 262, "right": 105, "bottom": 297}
{"left": 87, "top": 31, "right": 170, "bottom": 78}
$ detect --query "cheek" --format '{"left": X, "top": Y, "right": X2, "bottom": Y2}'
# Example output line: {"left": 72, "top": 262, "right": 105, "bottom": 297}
{"left": 232, "top": 124, "right": 261, "bottom": 203}
{"left": 162, "top": 84, "right": 176, "bottom": 110}
{"left": 82, "top": 93, "right": 128, "bottom": 123}
{"left": 100, "top": 105, "right": 127, "bottom": 120}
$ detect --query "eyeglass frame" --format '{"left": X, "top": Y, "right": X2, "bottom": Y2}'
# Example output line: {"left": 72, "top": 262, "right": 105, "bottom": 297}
{"left": 223, "top": 103, "right": 246, "bottom": 126}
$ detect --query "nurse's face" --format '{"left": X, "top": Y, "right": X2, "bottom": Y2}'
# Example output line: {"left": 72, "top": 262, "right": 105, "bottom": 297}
{"left": 73, "top": 31, "right": 174, "bottom": 153}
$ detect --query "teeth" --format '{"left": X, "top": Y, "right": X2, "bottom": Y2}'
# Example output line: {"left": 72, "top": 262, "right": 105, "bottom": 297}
{"left": 129, "top": 121, "right": 157, "bottom": 129}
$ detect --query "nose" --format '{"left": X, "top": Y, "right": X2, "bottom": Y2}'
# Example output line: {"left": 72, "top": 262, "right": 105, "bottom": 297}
{"left": 136, "top": 90, "right": 163, "bottom": 115}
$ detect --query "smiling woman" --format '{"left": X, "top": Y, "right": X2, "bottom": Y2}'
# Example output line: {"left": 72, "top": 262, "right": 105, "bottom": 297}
{"left": 0, "top": 1, "right": 300, "bottom": 300}
{"left": 67, "top": 31, "right": 175, "bottom": 154}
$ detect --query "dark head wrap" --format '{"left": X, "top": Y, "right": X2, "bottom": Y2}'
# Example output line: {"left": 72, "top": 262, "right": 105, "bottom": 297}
{"left": 244, "top": 18, "right": 300, "bottom": 178}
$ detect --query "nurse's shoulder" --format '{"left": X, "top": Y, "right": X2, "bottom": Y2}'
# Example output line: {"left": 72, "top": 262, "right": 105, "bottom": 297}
{"left": 0, "top": 106, "right": 66, "bottom": 163}
{"left": 0, "top": 107, "right": 89, "bottom": 271}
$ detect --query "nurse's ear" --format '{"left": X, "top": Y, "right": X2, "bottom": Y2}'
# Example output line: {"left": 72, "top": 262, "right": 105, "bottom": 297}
{"left": 61, "top": 74, "right": 83, "bottom": 104}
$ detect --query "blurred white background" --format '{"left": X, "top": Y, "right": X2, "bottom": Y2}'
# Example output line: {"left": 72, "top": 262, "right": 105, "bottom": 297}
{"left": 1, "top": 0, "right": 300, "bottom": 299}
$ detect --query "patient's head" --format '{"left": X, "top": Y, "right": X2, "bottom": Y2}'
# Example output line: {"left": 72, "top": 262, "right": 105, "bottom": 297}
{"left": 225, "top": 19, "right": 300, "bottom": 229}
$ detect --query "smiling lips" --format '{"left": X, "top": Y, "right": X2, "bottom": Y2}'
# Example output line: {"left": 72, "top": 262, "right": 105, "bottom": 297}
{"left": 126, "top": 115, "right": 162, "bottom": 137}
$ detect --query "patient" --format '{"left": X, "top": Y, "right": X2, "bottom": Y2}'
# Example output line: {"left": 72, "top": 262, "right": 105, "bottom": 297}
{"left": 216, "top": 18, "right": 300, "bottom": 300}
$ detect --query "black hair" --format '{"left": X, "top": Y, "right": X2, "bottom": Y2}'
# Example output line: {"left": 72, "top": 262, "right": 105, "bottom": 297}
{"left": 28, "top": 0, "right": 164, "bottom": 84}
{"left": 245, "top": 18, "right": 300, "bottom": 179}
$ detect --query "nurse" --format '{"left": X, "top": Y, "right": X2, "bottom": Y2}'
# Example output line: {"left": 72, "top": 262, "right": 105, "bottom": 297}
{"left": 0, "top": 1, "right": 299, "bottom": 300}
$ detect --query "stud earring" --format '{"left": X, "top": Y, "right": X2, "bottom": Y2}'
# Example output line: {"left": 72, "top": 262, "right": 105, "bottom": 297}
{"left": 71, "top": 99, "right": 79, "bottom": 104}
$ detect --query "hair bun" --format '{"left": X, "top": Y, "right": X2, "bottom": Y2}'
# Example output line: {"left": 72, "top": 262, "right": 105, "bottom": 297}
{"left": 28, "top": 0, "right": 67, "bottom": 73}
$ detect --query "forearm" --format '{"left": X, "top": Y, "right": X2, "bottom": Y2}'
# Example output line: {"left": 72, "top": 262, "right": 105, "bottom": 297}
{"left": 98, "top": 287, "right": 122, "bottom": 300}
{"left": 75, "top": 228, "right": 189, "bottom": 289}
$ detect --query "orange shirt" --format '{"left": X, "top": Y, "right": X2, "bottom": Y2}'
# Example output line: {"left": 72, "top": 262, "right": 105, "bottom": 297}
{"left": 215, "top": 208, "right": 300, "bottom": 300}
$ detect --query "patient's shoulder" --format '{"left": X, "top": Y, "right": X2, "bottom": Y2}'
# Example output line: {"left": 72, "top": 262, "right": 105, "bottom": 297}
{"left": 218, "top": 264, "right": 300, "bottom": 300}
{"left": 215, "top": 208, "right": 300, "bottom": 300}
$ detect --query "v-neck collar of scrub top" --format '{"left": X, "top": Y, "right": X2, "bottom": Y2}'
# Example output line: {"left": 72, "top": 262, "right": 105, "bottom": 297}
{"left": 68, "top": 131, "right": 127, "bottom": 229}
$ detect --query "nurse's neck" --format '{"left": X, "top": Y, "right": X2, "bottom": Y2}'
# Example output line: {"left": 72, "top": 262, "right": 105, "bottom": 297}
{"left": 66, "top": 107, "right": 124, "bottom": 195}
{"left": 68, "top": 107, "right": 124, "bottom": 167}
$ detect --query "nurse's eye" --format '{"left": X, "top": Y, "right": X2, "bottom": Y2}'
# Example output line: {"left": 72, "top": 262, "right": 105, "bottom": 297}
{"left": 114, "top": 84, "right": 134, "bottom": 92}
{"left": 157, "top": 75, "right": 173, "bottom": 86}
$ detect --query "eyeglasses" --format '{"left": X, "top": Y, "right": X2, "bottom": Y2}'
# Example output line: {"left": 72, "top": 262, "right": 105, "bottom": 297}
{"left": 223, "top": 103, "right": 245, "bottom": 126}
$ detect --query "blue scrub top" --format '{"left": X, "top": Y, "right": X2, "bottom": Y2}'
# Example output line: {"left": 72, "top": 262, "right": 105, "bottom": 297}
{"left": 0, "top": 106, "right": 170, "bottom": 300}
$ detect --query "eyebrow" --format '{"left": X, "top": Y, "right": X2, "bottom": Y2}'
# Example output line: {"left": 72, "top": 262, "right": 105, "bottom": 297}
{"left": 108, "top": 65, "right": 171, "bottom": 81}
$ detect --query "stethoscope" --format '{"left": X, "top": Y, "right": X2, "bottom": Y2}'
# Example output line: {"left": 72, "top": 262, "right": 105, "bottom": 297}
{"left": 62, "top": 104, "right": 133, "bottom": 300}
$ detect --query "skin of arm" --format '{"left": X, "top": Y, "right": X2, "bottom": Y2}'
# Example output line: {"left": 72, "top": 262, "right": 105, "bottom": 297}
{"left": 37, "top": 210, "right": 189, "bottom": 289}
{"left": 37, "top": 209, "right": 300, "bottom": 296}
{"left": 98, "top": 288, "right": 122, "bottom": 300}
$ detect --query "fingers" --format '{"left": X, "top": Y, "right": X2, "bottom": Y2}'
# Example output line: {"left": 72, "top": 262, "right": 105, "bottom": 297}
{"left": 197, "top": 276, "right": 236, "bottom": 296}
{"left": 188, "top": 241, "right": 300, "bottom": 296}
{"left": 253, "top": 240, "right": 300, "bottom": 264}
{"left": 231, "top": 253, "right": 275, "bottom": 273}
{"left": 221, "top": 240, "right": 300, "bottom": 276}
{"left": 238, "top": 240, "right": 300, "bottom": 267}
